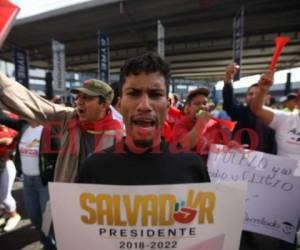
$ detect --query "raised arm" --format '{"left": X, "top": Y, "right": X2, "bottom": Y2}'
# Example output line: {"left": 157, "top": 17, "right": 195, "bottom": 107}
{"left": 222, "top": 63, "right": 240, "bottom": 119}
{"left": 250, "top": 71, "right": 275, "bottom": 125}
{"left": 0, "top": 73, "right": 74, "bottom": 123}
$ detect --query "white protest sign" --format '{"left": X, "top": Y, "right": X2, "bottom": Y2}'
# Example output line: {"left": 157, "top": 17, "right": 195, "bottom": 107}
{"left": 49, "top": 182, "right": 247, "bottom": 250}
{"left": 207, "top": 144, "right": 300, "bottom": 243}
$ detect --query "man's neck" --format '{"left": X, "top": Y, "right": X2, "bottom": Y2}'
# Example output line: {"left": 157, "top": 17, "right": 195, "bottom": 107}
{"left": 125, "top": 136, "right": 161, "bottom": 154}
{"left": 83, "top": 111, "right": 108, "bottom": 124}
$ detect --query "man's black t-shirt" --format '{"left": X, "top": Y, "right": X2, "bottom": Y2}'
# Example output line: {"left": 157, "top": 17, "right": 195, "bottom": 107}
{"left": 78, "top": 140, "right": 210, "bottom": 185}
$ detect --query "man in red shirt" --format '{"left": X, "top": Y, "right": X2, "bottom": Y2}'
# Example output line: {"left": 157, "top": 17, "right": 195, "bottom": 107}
{"left": 165, "top": 93, "right": 182, "bottom": 128}
{"left": 163, "top": 93, "right": 182, "bottom": 141}
{"left": 173, "top": 87, "right": 225, "bottom": 162}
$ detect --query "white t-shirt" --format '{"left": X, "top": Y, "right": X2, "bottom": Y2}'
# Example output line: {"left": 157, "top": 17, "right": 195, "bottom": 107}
{"left": 269, "top": 111, "right": 300, "bottom": 174}
{"left": 19, "top": 125, "right": 43, "bottom": 176}
{"left": 110, "top": 105, "right": 125, "bottom": 131}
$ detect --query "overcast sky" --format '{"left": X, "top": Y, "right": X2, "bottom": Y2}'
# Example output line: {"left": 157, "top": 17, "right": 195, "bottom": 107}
{"left": 10, "top": 0, "right": 92, "bottom": 19}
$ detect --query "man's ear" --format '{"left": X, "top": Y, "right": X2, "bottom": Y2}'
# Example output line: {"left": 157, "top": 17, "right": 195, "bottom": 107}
{"left": 116, "top": 97, "right": 121, "bottom": 112}
{"left": 100, "top": 102, "right": 110, "bottom": 110}
{"left": 184, "top": 103, "right": 190, "bottom": 115}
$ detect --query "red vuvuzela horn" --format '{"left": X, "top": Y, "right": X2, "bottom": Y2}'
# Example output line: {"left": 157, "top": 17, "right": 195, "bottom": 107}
{"left": 269, "top": 36, "right": 290, "bottom": 72}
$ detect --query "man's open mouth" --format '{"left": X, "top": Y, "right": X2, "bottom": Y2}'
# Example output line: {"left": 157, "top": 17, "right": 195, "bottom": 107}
{"left": 132, "top": 119, "right": 156, "bottom": 127}
{"left": 78, "top": 108, "right": 86, "bottom": 115}
{"left": 131, "top": 117, "right": 158, "bottom": 137}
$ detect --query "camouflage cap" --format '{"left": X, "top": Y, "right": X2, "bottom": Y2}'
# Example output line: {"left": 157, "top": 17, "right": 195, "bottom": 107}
{"left": 186, "top": 87, "right": 210, "bottom": 102}
{"left": 71, "top": 79, "right": 114, "bottom": 103}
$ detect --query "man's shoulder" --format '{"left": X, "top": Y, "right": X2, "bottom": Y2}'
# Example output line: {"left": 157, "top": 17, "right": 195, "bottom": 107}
{"left": 172, "top": 150, "right": 204, "bottom": 164}
{"left": 86, "top": 146, "right": 117, "bottom": 161}
{"left": 85, "top": 141, "right": 205, "bottom": 162}
{"left": 162, "top": 142, "right": 205, "bottom": 162}
{"left": 174, "top": 115, "right": 195, "bottom": 128}
{"left": 270, "top": 109, "right": 298, "bottom": 126}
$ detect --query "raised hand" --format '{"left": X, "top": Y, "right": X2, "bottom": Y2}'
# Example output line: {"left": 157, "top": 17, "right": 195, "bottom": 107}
{"left": 258, "top": 70, "right": 274, "bottom": 92}
{"left": 196, "top": 110, "right": 212, "bottom": 123}
{"left": 224, "top": 63, "right": 239, "bottom": 84}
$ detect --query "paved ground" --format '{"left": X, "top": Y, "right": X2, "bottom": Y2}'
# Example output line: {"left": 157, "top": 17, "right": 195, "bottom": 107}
{"left": 0, "top": 181, "right": 43, "bottom": 250}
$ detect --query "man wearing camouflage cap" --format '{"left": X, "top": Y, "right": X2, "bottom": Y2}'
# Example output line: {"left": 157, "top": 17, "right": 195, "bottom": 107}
{"left": 0, "top": 74, "right": 122, "bottom": 182}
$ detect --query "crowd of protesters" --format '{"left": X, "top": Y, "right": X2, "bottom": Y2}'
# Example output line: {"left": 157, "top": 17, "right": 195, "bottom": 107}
{"left": 0, "top": 52, "right": 299, "bottom": 250}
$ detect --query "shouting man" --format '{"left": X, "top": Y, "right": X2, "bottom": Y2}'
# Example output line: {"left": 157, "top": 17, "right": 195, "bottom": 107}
{"left": 79, "top": 52, "right": 210, "bottom": 185}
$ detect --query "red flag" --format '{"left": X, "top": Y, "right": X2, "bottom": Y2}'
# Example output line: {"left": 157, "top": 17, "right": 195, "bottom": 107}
{"left": 212, "top": 117, "right": 237, "bottom": 132}
{"left": 0, "top": 0, "right": 20, "bottom": 47}
{"left": 202, "top": 118, "right": 236, "bottom": 134}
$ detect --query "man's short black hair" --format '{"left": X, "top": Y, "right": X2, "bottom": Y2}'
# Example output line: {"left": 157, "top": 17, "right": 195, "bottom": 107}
{"left": 247, "top": 83, "right": 259, "bottom": 93}
{"left": 110, "top": 81, "right": 121, "bottom": 106}
{"left": 98, "top": 95, "right": 106, "bottom": 104}
{"left": 119, "top": 52, "right": 171, "bottom": 95}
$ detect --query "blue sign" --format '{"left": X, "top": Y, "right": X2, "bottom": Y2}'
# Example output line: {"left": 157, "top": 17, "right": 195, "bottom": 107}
{"left": 98, "top": 32, "right": 110, "bottom": 83}
{"left": 233, "top": 7, "right": 244, "bottom": 81}
{"left": 14, "top": 48, "right": 29, "bottom": 88}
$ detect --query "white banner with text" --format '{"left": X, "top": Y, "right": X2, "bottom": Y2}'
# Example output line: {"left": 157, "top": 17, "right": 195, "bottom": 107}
{"left": 207, "top": 145, "right": 300, "bottom": 243}
{"left": 49, "top": 182, "right": 247, "bottom": 250}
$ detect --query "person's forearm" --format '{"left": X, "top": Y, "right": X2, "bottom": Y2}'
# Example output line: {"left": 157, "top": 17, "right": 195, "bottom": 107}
{"left": 180, "top": 120, "right": 207, "bottom": 149}
{"left": 251, "top": 86, "right": 268, "bottom": 115}
{"left": 222, "top": 83, "right": 233, "bottom": 106}
{"left": 222, "top": 63, "right": 241, "bottom": 118}
{"left": 222, "top": 83, "right": 237, "bottom": 116}
{"left": 0, "top": 73, "right": 72, "bottom": 123}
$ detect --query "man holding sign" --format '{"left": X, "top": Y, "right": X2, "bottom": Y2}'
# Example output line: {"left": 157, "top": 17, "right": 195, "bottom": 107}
{"left": 73, "top": 53, "right": 246, "bottom": 250}
{"left": 79, "top": 52, "right": 210, "bottom": 185}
